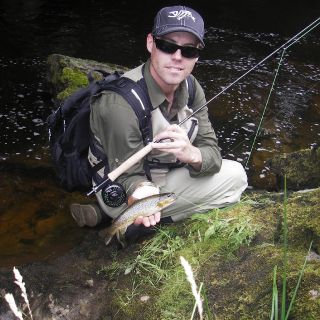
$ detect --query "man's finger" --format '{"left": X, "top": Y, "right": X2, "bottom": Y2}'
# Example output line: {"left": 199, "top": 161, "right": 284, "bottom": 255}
{"left": 154, "top": 130, "right": 183, "bottom": 142}
{"left": 154, "top": 211, "right": 161, "bottom": 223}
{"left": 147, "top": 215, "right": 157, "bottom": 226}
{"left": 142, "top": 216, "right": 151, "bottom": 227}
{"left": 152, "top": 141, "right": 183, "bottom": 149}
{"left": 134, "top": 216, "right": 144, "bottom": 225}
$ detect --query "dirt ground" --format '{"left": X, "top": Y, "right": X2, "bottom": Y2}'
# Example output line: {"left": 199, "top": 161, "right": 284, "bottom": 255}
{"left": 0, "top": 228, "right": 144, "bottom": 320}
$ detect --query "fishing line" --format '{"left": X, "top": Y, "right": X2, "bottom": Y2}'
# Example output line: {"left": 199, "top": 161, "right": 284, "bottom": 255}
{"left": 243, "top": 19, "right": 320, "bottom": 168}
{"left": 222, "top": 18, "right": 320, "bottom": 169}
{"left": 212, "top": 87, "right": 319, "bottom": 190}
{"left": 179, "top": 16, "right": 320, "bottom": 126}
{"left": 222, "top": 79, "right": 320, "bottom": 163}
{"left": 244, "top": 49, "right": 286, "bottom": 169}
{"left": 170, "top": 17, "right": 320, "bottom": 208}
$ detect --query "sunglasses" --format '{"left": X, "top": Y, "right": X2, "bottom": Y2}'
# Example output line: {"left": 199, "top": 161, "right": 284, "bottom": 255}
{"left": 153, "top": 36, "right": 202, "bottom": 59}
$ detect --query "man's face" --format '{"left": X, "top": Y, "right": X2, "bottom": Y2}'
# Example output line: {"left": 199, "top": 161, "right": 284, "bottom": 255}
{"left": 147, "top": 31, "right": 200, "bottom": 90}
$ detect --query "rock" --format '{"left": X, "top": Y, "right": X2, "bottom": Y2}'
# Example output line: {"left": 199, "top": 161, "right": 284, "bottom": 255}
{"left": 46, "top": 54, "right": 129, "bottom": 102}
{"left": 309, "top": 289, "right": 320, "bottom": 300}
{"left": 267, "top": 147, "right": 320, "bottom": 190}
{"left": 140, "top": 295, "right": 150, "bottom": 302}
{"left": 85, "top": 279, "right": 94, "bottom": 288}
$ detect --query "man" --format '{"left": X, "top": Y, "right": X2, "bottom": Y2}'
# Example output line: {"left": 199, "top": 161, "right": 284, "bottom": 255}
{"left": 70, "top": 5, "right": 248, "bottom": 243}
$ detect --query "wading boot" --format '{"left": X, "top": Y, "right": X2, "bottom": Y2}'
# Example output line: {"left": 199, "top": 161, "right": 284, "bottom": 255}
{"left": 70, "top": 203, "right": 102, "bottom": 227}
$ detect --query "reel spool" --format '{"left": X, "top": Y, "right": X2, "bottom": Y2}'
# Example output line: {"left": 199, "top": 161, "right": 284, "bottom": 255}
{"left": 101, "top": 182, "right": 127, "bottom": 207}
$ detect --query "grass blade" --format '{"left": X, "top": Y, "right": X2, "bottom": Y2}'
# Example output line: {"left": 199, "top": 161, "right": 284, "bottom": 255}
{"left": 281, "top": 176, "right": 288, "bottom": 319}
{"left": 270, "top": 266, "right": 278, "bottom": 320}
{"left": 285, "top": 241, "right": 313, "bottom": 320}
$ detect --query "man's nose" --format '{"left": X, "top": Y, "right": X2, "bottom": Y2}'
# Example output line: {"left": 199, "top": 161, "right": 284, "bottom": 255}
{"left": 172, "top": 49, "right": 183, "bottom": 59}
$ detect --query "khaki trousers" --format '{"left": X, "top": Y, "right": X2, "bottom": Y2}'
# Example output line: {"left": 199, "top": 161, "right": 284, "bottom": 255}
{"left": 95, "top": 159, "right": 248, "bottom": 221}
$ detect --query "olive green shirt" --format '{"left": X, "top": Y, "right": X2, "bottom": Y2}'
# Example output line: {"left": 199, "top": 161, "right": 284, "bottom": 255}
{"left": 90, "top": 59, "right": 222, "bottom": 196}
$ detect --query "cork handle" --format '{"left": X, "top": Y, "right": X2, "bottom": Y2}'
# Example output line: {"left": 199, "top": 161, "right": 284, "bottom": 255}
{"left": 107, "top": 143, "right": 153, "bottom": 181}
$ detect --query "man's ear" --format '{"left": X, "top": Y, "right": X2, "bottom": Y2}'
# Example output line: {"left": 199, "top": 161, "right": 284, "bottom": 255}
{"left": 146, "top": 33, "right": 154, "bottom": 53}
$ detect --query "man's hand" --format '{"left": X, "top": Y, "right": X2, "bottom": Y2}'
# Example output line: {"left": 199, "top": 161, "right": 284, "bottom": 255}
{"left": 134, "top": 212, "right": 161, "bottom": 227}
{"left": 152, "top": 124, "right": 202, "bottom": 171}
{"left": 129, "top": 183, "right": 161, "bottom": 227}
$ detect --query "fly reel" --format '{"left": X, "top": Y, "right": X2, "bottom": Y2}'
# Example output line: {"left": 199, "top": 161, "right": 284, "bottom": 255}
{"left": 101, "top": 182, "right": 127, "bottom": 207}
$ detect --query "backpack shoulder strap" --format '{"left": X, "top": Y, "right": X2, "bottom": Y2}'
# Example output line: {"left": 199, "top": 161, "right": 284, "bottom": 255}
{"left": 99, "top": 76, "right": 153, "bottom": 145}
{"left": 186, "top": 75, "right": 196, "bottom": 107}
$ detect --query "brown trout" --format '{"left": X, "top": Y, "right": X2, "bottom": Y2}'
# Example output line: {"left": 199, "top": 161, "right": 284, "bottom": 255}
{"left": 99, "top": 192, "right": 176, "bottom": 245}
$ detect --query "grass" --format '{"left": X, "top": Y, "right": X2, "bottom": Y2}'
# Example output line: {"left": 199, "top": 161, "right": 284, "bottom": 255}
{"left": 270, "top": 177, "right": 312, "bottom": 320}
{"left": 98, "top": 203, "right": 260, "bottom": 319}
{"left": 97, "top": 188, "right": 316, "bottom": 319}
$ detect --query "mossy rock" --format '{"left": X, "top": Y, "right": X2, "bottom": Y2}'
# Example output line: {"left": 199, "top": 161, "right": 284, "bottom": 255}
{"left": 246, "top": 189, "right": 320, "bottom": 253}
{"left": 46, "top": 53, "right": 129, "bottom": 102}
{"left": 199, "top": 245, "right": 320, "bottom": 320}
{"left": 103, "top": 189, "right": 320, "bottom": 320}
{"left": 267, "top": 148, "right": 320, "bottom": 190}
{"left": 286, "top": 189, "right": 320, "bottom": 253}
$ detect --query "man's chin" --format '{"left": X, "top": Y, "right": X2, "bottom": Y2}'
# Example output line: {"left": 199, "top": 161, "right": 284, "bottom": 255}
{"left": 164, "top": 76, "right": 185, "bottom": 86}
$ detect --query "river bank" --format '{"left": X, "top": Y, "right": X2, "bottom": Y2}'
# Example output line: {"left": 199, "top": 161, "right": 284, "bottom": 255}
{"left": 1, "top": 187, "right": 320, "bottom": 319}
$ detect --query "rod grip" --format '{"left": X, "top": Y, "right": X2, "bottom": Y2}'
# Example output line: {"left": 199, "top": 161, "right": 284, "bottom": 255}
{"left": 107, "top": 143, "right": 154, "bottom": 181}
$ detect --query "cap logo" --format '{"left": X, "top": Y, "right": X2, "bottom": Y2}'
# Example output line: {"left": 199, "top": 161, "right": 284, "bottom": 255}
{"left": 168, "top": 10, "right": 195, "bottom": 22}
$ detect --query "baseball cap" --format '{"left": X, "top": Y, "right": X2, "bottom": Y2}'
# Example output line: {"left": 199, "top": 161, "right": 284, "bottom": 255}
{"left": 152, "top": 6, "right": 205, "bottom": 47}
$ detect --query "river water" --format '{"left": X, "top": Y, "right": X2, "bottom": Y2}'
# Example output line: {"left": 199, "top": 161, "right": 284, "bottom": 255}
{"left": 0, "top": 0, "right": 319, "bottom": 266}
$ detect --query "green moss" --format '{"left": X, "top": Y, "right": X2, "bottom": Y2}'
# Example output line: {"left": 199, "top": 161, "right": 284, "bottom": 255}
{"left": 104, "top": 205, "right": 260, "bottom": 319}
{"left": 96, "top": 189, "right": 320, "bottom": 319}
{"left": 47, "top": 53, "right": 130, "bottom": 102}
{"left": 56, "top": 67, "right": 89, "bottom": 101}
{"left": 196, "top": 245, "right": 320, "bottom": 320}
{"left": 285, "top": 189, "right": 320, "bottom": 251}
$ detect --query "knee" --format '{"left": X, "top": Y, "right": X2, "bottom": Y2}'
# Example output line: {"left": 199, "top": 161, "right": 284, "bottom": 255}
{"left": 222, "top": 160, "right": 248, "bottom": 190}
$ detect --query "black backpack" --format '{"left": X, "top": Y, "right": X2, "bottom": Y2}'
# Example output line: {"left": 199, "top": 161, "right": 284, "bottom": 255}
{"left": 47, "top": 70, "right": 196, "bottom": 192}
{"left": 47, "top": 70, "right": 153, "bottom": 191}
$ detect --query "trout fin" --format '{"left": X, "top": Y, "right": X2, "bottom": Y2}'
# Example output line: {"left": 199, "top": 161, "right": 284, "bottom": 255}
{"left": 103, "top": 229, "right": 127, "bottom": 248}
{"left": 115, "top": 229, "right": 128, "bottom": 248}
{"left": 104, "top": 234, "right": 114, "bottom": 246}
{"left": 99, "top": 226, "right": 116, "bottom": 246}
{"left": 99, "top": 226, "right": 128, "bottom": 248}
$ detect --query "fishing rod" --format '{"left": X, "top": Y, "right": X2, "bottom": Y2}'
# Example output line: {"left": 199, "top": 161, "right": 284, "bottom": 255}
{"left": 180, "top": 16, "right": 320, "bottom": 125}
{"left": 87, "top": 16, "right": 320, "bottom": 199}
